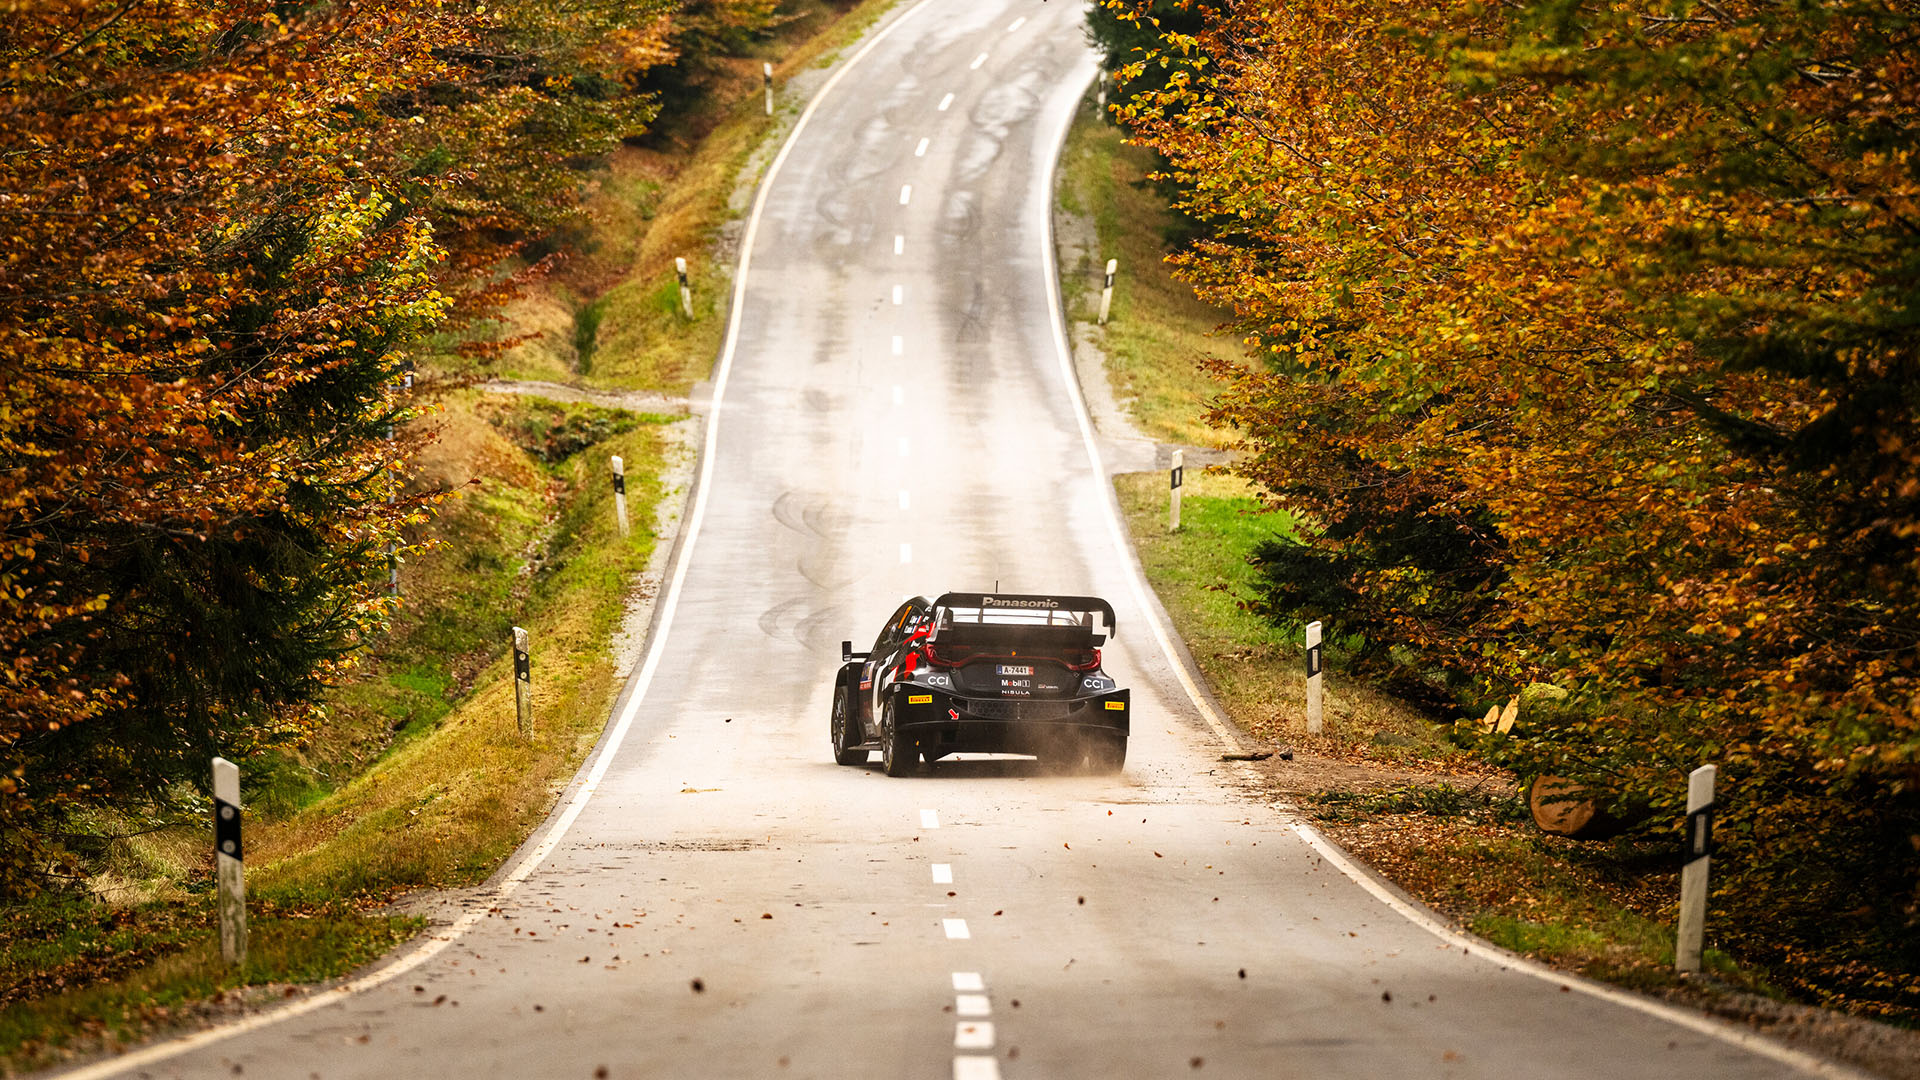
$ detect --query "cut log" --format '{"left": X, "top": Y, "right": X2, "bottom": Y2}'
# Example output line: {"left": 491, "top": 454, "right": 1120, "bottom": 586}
{"left": 1528, "top": 775, "right": 1641, "bottom": 840}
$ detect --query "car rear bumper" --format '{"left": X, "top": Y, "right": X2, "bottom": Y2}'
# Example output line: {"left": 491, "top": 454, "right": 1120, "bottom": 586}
{"left": 892, "top": 689, "right": 1129, "bottom": 754}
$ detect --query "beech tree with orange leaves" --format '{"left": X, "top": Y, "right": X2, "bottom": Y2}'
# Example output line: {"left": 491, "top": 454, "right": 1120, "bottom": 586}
{"left": 1117, "top": 0, "right": 1919, "bottom": 1012}
{"left": 0, "top": 0, "right": 708, "bottom": 894}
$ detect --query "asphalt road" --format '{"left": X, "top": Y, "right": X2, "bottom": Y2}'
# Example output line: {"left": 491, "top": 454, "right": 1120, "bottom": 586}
{"left": 77, "top": 2, "right": 1843, "bottom": 1077}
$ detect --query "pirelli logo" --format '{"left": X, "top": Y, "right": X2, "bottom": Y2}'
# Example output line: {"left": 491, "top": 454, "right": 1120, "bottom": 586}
{"left": 1104, "top": 700, "right": 1126, "bottom": 711}
{"left": 908, "top": 694, "right": 932, "bottom": 704}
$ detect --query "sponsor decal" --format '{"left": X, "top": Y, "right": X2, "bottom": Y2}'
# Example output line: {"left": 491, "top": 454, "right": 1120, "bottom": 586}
{"left": 948, "top": 708, "right": 960, "bottom": 720}
{"left": 982, "top": 596, "right": 1062, "bottom": 609}
{"left": 908, "top": 694, "right": 932, "bottom": 704}
{"left": 1104, "top": 700, "right": 1126, "bottom": 711}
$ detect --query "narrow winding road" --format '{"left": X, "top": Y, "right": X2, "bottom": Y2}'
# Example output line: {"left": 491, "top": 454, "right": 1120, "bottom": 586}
{"left": 74, "top": 3, "right": 1843, "bottom": 1077}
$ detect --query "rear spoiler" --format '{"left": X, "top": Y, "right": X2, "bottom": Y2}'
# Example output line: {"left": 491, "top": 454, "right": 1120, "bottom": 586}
{"left": 930, "top": 592, "right": 1117, "bottom": 640}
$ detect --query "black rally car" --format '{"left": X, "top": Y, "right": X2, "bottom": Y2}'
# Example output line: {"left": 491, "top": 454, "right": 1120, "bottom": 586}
{"left": 829, "top": 592, "right": 1130, "bottom": 776}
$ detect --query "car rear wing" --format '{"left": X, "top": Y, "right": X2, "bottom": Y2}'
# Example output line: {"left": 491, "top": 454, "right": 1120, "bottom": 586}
{"left": 929, "top": 592, "right": 1117, "bottom": 644}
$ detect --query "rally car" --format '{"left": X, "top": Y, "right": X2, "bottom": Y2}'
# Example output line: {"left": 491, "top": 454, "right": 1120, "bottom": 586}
{"left": 829, "top": 592, "right": 1130, "bottom": 776}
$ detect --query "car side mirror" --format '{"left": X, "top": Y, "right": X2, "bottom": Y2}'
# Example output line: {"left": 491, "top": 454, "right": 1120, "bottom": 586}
{"left": 842, "top": 640, "right": 854, "bottom": 662}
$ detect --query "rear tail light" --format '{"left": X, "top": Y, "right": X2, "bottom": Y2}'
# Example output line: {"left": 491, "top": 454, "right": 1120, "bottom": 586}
{"left": 1067, "top": 648, "right": 1101, "bottom": 671}
{"left": 926, "top": 643, "right": 972, "bottom": 667}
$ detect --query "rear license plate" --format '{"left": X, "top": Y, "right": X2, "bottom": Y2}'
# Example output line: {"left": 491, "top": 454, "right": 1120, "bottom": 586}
{"left": 997, "top": 665, "right": 1034, "bottom": 676}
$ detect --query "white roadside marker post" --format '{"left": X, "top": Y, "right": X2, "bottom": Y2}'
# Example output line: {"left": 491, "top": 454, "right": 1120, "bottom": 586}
{"left": 1096, "top": 71, "right": 1107, "bottom": 115}
{"left": 1676, "top": 764, "right": 1717, "bottom": 973}
{"left": 513, "top": 626, "right": 532, "bottom": 738}
{"left": 1305, "top": 620, "right": 1324, "bottom": 735}
{"left": 763, "top": 62, "right": 774, "bottom": 116}
{"left": 1098, "top": 258, "right": 1116, "bottom": 325}
{"left": 676, "top": 257, "right": 693, "bottom": 319}
{"left": 1169, "top": 449, "right": 1184, "bottom": 532}
{"left": 610, "top": 455, "right": 629, "bottom": 537}
{"left": 212, "top": 757, "right": 246, "bottom": 967}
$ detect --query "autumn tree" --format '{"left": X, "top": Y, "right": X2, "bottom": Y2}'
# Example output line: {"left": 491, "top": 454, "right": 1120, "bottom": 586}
{"left": 1117, "top": 0, "right": 1920, "bottom": 1012}
{"left": 0, "top": 0, "right": 514, "bottom": 894}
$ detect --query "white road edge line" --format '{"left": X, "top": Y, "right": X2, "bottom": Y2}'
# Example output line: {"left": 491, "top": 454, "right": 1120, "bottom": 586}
{"left": 1033, "top": 64, "right": 1864, "bottom": 1080}
{"left": 943, "top": 918, "right": 971, "bottom": 940}
{"left": 932, "top": 862, "right": 953, "bottom": 883}
{"left": 51, "top": 5, "right": 947, "bottom": 1078}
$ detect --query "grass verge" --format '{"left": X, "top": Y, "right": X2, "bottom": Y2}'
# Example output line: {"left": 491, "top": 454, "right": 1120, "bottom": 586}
{"left": 461, "top": 0, "right": 905, "bottom": 395}
{"left": 0, "top": 392, "right": 677, "bottom": 1072}
{"left": 1054, "top": 90, "right": 1234, "bottom": 449}
{"left": 1073, "top": 73, "right": 1911, "bottom": 1071}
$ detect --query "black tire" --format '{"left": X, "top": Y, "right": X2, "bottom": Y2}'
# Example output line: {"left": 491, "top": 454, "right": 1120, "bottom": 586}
{"left": 1058, "top": 734, "right": 1127, "bottom": 775}
{"left": 880, "top": 699, "right": 916, "bottom": 777}
{"left": 831, "top": 684, "right": 866, "bottom": 766}
{"left": 1089, "top": 735, "right": 1127, "bottom": 775}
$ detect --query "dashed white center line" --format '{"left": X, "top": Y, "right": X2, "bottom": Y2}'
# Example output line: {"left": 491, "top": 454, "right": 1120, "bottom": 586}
{"left": 899, "top": 184, "right": 913, "bottom": 205}
{"left": 938, "top": 92, "right": 955, "bottom": 111}
{"left": 898, "top": 436, "right": 910, "bottom": 457}
{"left": 951, "top": 971, "right": 984, "bottom": 992}
{"left": 892, "top": 385, "right": 904, "bottom": 405}
{"left": 953, "top": 1058, "right": 1001, "bottom": 1080}
{"left": 894, "top": 234, "right": 905, "bottom": 255}
{"left": 1006, "top": 16, "right": 1026, "bottom": 31}
{"left": 899, "top": 490, "right": 911, "bottom": 510}
{"left": 892, "top": 284, "right": 904, "bottom": 305}
{"left": 920, "top": 808, "right": 940, "bottom": 829}
{"left": 932, "top": 863, "right": 953, "bottom": 884}
{"left": 969, "top": 52, "right": 989, "bottom": 70}
{"left": 943, "top": 918, "right": 971, "bottom": 940}
{"left": 955, "top": 994, "right": 991, "bottom": 1018}
{"left": 891, "top": 335, "right": 903, "bottom": 356}
{"left": 900, "top": 542, "right": 913, "bottom": 564}
{"left": 915, "top": 137, "right": 930, "bottom": 157}
{"left": 954, "top": 1021, "right": 993, "bottom": 1049}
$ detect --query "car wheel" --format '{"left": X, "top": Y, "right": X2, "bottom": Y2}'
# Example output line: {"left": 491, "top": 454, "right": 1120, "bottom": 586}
{"left": 880, "top": 699, "right": 916, "bottom": 777}
{"left": 831, "top": 684, "right": 866, "bottom": 766}
{"left": 1089, "top": 736, "right": 1127, "bottom": 775}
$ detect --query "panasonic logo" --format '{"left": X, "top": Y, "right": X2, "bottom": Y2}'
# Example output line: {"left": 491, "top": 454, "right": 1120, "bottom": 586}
{"left": 981, "top": 597, "right": 1060, "bottom": 609}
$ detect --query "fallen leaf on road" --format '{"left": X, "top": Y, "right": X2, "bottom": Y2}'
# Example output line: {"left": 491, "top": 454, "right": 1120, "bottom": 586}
{"left": 680, "top": 787, "right": 720, "bottom": 793}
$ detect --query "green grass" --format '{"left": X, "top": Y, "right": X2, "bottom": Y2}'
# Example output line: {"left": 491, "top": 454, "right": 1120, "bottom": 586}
{"left": 1, "top": 394, "right": 674, "bottom": 1070}
{"left": 1113, "top": 470, "right": 1453, "bottom": 756}
{"left": 1054, "top": 91, "right": 1235, "bottom": 449}
{"left": 0, "top": 899, "right": 417, "bottom": 1073}
{"left": 575, "top": 0, "right": 909, "bottom": 395}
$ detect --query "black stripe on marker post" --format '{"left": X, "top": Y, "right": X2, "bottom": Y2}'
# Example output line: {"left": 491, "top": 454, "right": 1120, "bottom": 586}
{"left": 215, "top": 798, "right": 242, "bottom": 862}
